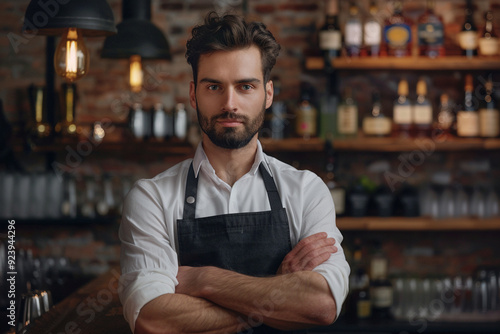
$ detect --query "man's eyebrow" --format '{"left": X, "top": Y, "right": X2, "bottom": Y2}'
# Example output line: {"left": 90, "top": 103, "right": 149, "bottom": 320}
{"left": 198, "top": 77, "right": 262, "bottom": 84}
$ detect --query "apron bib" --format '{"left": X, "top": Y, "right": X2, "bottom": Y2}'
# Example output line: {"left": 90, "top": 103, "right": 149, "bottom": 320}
{"left": 177, "top": 163, "right": 299, "bottom": 333}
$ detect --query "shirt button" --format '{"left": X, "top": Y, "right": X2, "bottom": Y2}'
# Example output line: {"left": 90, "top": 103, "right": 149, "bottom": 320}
{"left": 186, "top": 196, "right": 195, "bottom": 204}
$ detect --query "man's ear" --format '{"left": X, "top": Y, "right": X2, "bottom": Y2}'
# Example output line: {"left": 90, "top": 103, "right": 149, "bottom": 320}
{"left": 189, "top": 81, "right": 197, "bottom": 109}
{"left": 265, "top": 80, "right": 274, "bottom": 109}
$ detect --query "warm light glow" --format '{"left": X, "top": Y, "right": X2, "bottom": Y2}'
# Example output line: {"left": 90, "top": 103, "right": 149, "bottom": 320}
{"left": 129, "top": 55, "right": 143, "bottom": 92}
{"left": 54, "top": 28, "right": 89, "bottom": 81}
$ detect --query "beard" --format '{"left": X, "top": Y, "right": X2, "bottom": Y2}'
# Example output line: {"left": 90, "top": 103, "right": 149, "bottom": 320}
{"left": 196, "top": 100, "right": 266, "bottom": 149}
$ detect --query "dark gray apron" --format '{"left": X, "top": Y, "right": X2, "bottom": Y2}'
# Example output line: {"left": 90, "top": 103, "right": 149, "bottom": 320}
{"left": 177, "top": 162, "right": 299, "bottom": 333}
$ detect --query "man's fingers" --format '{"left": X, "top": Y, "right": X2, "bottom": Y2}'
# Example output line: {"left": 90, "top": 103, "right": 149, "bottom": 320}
{"left": 292, "top": 234, "right": 336, "bottom": 262}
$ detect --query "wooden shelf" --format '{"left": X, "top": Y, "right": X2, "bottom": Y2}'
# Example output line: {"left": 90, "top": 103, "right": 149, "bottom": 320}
{"left": 306, "top": 56, "right": 500, "bottom": 71}
{"left": 337, "top": 217, "right": 500, "bottom": 231}
{"left": 13, "top": 137, "right": 500, "bottom": 154}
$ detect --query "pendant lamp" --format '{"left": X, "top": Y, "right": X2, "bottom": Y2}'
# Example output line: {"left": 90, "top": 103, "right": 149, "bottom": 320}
{"left": 101, "top": 0, "right": 171, "bottom": 92}
{"left": 23, "top": 0, "right": 117, "bottom": 81}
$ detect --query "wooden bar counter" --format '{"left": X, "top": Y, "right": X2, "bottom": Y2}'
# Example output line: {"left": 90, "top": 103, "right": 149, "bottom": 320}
{"left": 24, "top": 268, "right": 132, "bottom": 334}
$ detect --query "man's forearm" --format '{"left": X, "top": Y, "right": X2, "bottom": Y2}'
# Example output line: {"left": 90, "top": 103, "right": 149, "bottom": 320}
{"left": 178, "top": 267, "right": 337, "bottom": 330}
{"left": 135, "top": 293, "right": 250, "bottom": 334}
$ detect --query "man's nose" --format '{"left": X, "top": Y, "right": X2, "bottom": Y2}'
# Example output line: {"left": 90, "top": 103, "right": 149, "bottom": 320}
{"left": 222, "top": 87, "right": 237, "bottom": 112}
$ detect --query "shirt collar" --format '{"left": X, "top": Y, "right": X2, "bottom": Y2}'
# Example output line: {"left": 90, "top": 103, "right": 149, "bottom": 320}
{"left": 192, "top": 140, "right": 270, "bottom": 178}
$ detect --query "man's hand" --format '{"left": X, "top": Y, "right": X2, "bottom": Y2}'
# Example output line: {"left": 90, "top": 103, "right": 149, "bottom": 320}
{"left": 277, "top": 232, "right": 337, "bottom": 275}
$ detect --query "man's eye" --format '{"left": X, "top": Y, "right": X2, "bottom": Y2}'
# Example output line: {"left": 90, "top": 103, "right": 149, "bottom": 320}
{"left": 241, "top": 84, "right": 253, "bottom": 91}
{"left": 208, "top": 85, "right": 219, "bottom": 91}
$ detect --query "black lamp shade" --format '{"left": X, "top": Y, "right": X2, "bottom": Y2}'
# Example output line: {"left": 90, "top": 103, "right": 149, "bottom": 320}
{"left": 23, "top": 0, "right": 116, "bottom": 37}
{"left": 101, "top": 20, "right": 171, "bottom": 60}
{"left": 101, "top": 0, "right": 171, "bottom": 60}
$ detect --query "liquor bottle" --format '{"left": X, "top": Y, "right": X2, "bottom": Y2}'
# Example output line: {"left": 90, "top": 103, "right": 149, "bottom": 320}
{"left": 347, "top": 238, "right": 371, "bottom": 322}
{"left": 417, "top": 0, "right": 445, "bottom": 58}
{"left": 130, "top": 103, "right": 148, "bottom": 140}
{"left": 393, "top": 78, "right": 413, "bottom": 138}
{"left": 364, "top": 1, "right": 382, "bottom": 57}
{"left": 152, "top": 103, "right": 167, "bottom": 141}
{"left": 269, "top": 76, "right": 287, "bottom": 139}
{"left": 362, "top": 91, "right": 391, "bottom": 137}
{"left": 435, "top": 94, "right": 454, "bottom": 139}
{"left": 345, "top": 1, "right": 362, "bottom": 57}
{"left": 413, "top": 78, "right": 433, "bottom": 137}
{"left": 479, "top": 11, "right": 499, "bottom": 57}
{"left": 174, "top": 103, "right": 188, "bottom": 140}
{"left": 479, "top": 78, "right": 499, "bottom": 138}
{"left": 369, "top": 250, "right": 393, "bottom": 320}
{"left": 319, "top": 0, "right": 341, "bottom": 68}
{"left": 319, "top": 75, "right": 339, "bottom": 141}
{"left": 384, "top": 0, "right": 412, "bottom": 57}
{"left": 457, "top": 74, "right": 479, "bottom": 137}
{"left": 458, "top": 0, "right": 478, "bottom": 58}
{"left": 325, "top": 141, "right": 346, "bottom": 217}
{"left": 296, "top": 84, "right": 317, "bottom": 138}
{"left": 336, "top": 87, "right": 358, "bottom": 138}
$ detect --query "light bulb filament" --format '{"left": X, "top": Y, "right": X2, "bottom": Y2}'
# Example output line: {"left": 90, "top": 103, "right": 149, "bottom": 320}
{"left": 130, "top": 55, "right": 143, "bottom": 92}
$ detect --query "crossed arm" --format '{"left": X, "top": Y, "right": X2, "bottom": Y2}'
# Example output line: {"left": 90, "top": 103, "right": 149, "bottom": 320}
{"left": 135, "top": 232, "right": 338, "bottom": 334}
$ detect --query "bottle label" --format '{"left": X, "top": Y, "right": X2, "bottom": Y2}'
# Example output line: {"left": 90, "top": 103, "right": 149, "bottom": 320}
{"left": 357, "top": 299, "right": 371, "bottom": 319}
{"left": 319, "top": 30, "right": 342, "bottom": 50}
{"left": 457, "top": 111, "right": 479, "bottom": 137}
{"left": 364, "top": 21, "right": 382, "bottom": 46}
{"left": 330, "top": 188, "right": 346, "bottom": 215}
{"left": 479, "top": 108, "right": 500, "bottom": 137}
{"left": 393, "top": 105, "right": 413, "bottom": 124}
{"left": 479, "top": 37, "right": 500, "bottom": 56}
{"left": 458, "top": 31, "right": 479, "bottom": 50}
{"left": 413, "top": 105, "right": 433, "bottom": 124}
{"left": 418, "top": 23, "right": 444, "bottom": 46}
{"left": 345, "top": 22, "right": 362, "bottom": 46}
{"left": 362, "top": 117, "right": 392, "bottom": 135}
{"left": 337, "top": 105, "right": 358, "bottom": 134}
{"left": 296, "top": 106, "right": 317, "bottom": 136}
{"left": 384, "top": 24, "right": 411, "bottom": 47}
{"left": 371, "top": 286, "right": 393, "bottom": 308}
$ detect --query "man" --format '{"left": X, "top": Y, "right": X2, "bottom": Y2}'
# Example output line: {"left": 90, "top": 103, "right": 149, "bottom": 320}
{"left": 119, "top": 12, "right": 350, "bottom": 334}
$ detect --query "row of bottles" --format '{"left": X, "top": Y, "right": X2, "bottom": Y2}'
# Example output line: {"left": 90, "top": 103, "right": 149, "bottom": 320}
{"left": 129, "top": 102, "right": 188, "bottom": 141}
{"left": 0, "top": 172, "right": 134, "bottom": 220}
{"left": 319, "top": 0, "right": 499, "bottom": 61}
{"left": 292, "top": 74, "right": 499, "bottom": 140}
{"left": 345, "top": 241, "right": 500, "bottom": 322}
{"left": 323, "top": 153, "right": 500, "bottom": 219}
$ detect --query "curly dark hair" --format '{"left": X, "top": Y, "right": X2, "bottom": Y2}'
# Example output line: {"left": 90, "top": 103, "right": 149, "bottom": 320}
{"left": 186, "top": 12, "right": 281, "bottom": 85}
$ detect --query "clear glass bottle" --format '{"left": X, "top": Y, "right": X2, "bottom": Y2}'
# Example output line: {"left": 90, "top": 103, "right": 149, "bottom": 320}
{"left": 319, "top": 0, "right": 341, "bottom": 68}
{"left": 479, "top": 11, "right": 499, "bottom": 56}
{"left": 362, "top": 91, "right": 391, "bottom": 137}
{"left": 174, "top": 103, "right": 188, "bottom": 140}
{"left": 152, "top": 103, "right": 167, "bottom": 141}
{"left": 458, "top": 0, "right": 478, "bottom": 58}
{"left": 364, "top": 1, "right": 382, "bottom": 57}
{"left": 393, "top": 78, "right": 413, "bottom": 138}
{"left": 296, "top": 85, "right": 317, "bottom": 138}
{"left": 337, "top": 87, "right": 358, "bottom": 138}
{"left": 417, "top": 0, "right": 445, "bottom": 58}
{"left": 457, "top": 74, "right": 479, "bottom": 137}
{"left": 345, "top": 1, "right": 362, "bottom": 57}
{"left": 413, "top": 78, "right": 433, "bottom": 137}
{"left": 435, "top": 94, "right": 454, "bottom": 140}
{"left": 479, "top": 77, "right": 499, "bottom": 138}
{"left": 384, "top": 0, "right": 412, "bottom": 57}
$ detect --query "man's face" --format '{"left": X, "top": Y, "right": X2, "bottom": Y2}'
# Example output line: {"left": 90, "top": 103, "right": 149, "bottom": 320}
{"left": 189, "top": 46, "right": 273, "bottom": 149}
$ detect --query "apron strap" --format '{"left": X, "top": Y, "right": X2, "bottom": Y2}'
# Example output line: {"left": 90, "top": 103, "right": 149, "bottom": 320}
{"left": 182, "top": 162, "right": 284, "bottom": 220}
{"left": 259, "top": 163, "right": 284, "bottom": 212}
{"left": 182, "top": 163, "right": 198, "bottom": 220}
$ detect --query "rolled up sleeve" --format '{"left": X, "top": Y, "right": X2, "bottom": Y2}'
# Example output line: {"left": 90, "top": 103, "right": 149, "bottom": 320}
{"left": 119, "top": 180, "right": 179, "bottom": 332}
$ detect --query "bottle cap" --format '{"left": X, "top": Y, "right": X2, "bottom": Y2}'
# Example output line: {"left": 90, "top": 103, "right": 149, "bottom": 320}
{"left": 440, "top": 93, "right": 449, "bottom": 104}
{"left": 416, "top": 79, "right": 427, "bottom": 96}
{"left": 464, "top": 74, "right": 473, "bottom": 91}
{"left": 398, "top": 79, "right": 409, "bottom": 96}
{"left": 326, "top": 0, "right": 338, "bottom": 15}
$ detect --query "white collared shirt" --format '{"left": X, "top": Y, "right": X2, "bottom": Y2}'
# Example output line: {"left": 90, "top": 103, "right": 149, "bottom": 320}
{"left": 119, "top": 141, "right": 350, "bottom": 332}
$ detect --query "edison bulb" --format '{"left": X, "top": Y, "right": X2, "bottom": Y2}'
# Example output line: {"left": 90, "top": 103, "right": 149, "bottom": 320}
{"left": 129, "top": 55, "right": 143, "bottom": 92}
{"left": 54, "top": 28, "right": 89, "bottom": 81}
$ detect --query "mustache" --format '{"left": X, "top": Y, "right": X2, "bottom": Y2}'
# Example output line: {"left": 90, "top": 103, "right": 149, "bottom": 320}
{"left": 212, "top": 112, "right": 247, "bottom": 122}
